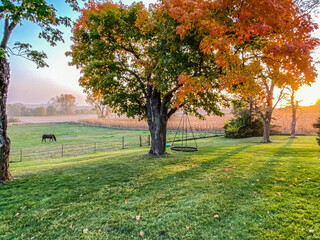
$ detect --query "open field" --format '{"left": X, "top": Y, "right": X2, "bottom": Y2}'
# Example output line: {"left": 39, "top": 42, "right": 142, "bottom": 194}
{"left": 79, "top": 104, "right": 320, "bottom": 135}
{"left": 11, "top": 104, "right": 320, "bottom": 135}
{"left": 1, "top": 131, "right": 320, "bottom": 239}
{"left": 7, "top": 123, "right": 217, "bottom": 162}
{"left": 8, "top": 123, "right": 150, "bottom": 150}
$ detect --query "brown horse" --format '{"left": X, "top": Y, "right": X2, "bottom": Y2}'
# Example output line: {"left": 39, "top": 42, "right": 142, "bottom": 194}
{"left": 42, "top": 134, "right": 57, "bottom": 143}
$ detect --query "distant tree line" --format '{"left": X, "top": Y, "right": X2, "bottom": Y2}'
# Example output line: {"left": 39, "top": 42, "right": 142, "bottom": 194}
{"left": 7, "top": 103, "right": 93, "bottom": 117}
{"left": 7, "top": 94, "right": 94, "bottom": 117}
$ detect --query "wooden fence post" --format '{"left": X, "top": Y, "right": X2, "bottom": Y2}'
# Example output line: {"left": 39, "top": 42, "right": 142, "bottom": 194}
{"left": 122, "top": 137, "right": 125, "bottom": 149}
{"left": 20, "top": 148, "right": 22, "bottom": 162}
{"left": 139, "top": 135, "right": 142, "bottom": 147}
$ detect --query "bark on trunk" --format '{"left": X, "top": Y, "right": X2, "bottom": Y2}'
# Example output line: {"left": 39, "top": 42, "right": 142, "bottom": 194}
{"left": 146, "top": 85, "right": 171, "bottom": 156}
{"left": 0, "top": 57, "right": 12, "bottom": 183}
{"left": 148, "top": 118, "right": 167, "bottom": 156}
{"left": 261, "top": 91, "right": 273, "bottom": 143}
{"left": 261, "top": 116, "right": 272, "bottom": 143}
{"left": 290, "top": 96, "right": 297, "bottom": 138}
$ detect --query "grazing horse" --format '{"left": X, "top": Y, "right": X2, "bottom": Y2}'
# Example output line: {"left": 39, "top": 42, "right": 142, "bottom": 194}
{"left": 42, "top": 134, "right": 57, "bottom": 143}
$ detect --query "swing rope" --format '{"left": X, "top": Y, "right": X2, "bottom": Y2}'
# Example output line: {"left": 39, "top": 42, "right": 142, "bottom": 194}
{"left": 171, "top": 112, "right": 198, "bottom": 152}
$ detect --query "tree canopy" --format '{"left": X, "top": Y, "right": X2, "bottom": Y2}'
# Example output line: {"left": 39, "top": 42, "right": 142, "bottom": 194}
{"left": 0, "top": 0, "right": 80, "bottom": 66}
{"left": 68, "top": 1, "right": 228, "bottom": 120}
{"left": 68, "top": 0, "right": 318, "bottom": 153}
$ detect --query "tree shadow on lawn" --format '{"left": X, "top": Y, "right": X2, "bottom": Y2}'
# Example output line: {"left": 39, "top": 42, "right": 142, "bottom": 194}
{"left": 1, "top": 138, "right": 314, "bottom": 239}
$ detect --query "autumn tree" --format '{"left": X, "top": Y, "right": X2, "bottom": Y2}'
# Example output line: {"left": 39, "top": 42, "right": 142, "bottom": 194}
{"left": 51, "top": 94, "right": 76, "bottom": 115}
{"left": 68, "top": 1, "right": 228, "bottom": 156}
{"left": 46, "top": 105, "right": 58, "bottom": 116}
{"left": 86, "top": 92, "right": 109, "bottom": 119}
{"left": 32, "top": 106, "right": 46, "bottom": 116}
{"left": 164, "top": 0, "right": 319, "bottom": 143}
{"left": 0, "top": 0, "right": 80, "bottom": 182}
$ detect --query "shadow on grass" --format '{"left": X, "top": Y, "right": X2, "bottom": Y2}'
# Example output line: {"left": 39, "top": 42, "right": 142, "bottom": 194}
{"left": 1, "top": 137, "right": 315, "bottom": 239}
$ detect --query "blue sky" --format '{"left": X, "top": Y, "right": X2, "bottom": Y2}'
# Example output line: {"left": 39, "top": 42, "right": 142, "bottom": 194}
{"left": 4, "top": 0, "right": 320, "bottom": 106}
{"left": 6, "top": 0, "right": 157, "bottom": 105}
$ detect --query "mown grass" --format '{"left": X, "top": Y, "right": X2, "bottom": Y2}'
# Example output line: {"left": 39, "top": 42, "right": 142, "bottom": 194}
{"left": 1, "top": 135, "right": 320, "bottom": 239}
{"left": 8, "top": 123, "right": 150, "bottom": 150}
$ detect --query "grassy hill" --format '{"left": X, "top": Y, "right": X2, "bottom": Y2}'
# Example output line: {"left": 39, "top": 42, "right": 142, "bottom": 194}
{"left": 1, "top": 129, "right": 320, "bottom": 239}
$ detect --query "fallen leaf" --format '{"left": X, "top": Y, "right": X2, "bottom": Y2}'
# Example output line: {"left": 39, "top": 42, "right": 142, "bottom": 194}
{"left": 277, "top": 192, "right": 281, "bottom": 196}
{"left": 254, "top": 192, "right": 257, "bottom": 194}
{"left": 209, "top": 178, "right": 212, "bottom": 181}
{"left": 260, "top": 165, "right": 263, "bottom": 167}
{"left": 186, "top": 226, "right": 190, "bottom": 230}
{"left": 153, "top": 210, "right": 158, "bottom": 213}
{"left": 15, "top": 213, "right": 20, "bottom": 216}
{"left": 297, "top": 166, "right": 301, "bottom": 168}
{"left": 99, "top": 229, "right": 102, "bottom": 233}
{"left": 227, "top": 176, "right": 230, "bottom": 179}
{"left": 256, "top": 179, "right": 260, "bottom": 182}
{"left": 214, "top": 214, "right": 219, "bottom": 218}
{"left": 243, "top": 177, "right": 246, "bottom": 179}
{"left": 225, "top": 168, "right": 229, "bottom": 171}
{"left": 307, "top": 177, "right": 311, "bottom": 180}
{"left": 280, "top": 178, "right": 285, "bottom": 181}
{"left": 125, "top": 200, "right": 129, "bottom": 203}
{"left": 69, "top": 224, "right": 73, "bottom": 229}
{"left": 290, "top": 185, "right": 293, "bottom": 187}
{"left": 140, "top": 230, "right": 144, "bottom": 237}
{"left": 136, "top": 216, "right": 141, "bottom": 220}
{"left": 309, "top": 230, "right": 314, "bottom": 233}
{"left": 83, "top": 228, "right": 88, "bottom": 233}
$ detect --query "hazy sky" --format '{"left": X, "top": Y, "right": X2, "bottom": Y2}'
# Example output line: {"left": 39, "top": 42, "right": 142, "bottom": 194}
{"left": 4, "top": 0, "right": 320, "bottom": 106}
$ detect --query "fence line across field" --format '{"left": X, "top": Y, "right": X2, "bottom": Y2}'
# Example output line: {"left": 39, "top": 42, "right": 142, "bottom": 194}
{"left": 9, "top": 131, "right": 222, "bottom": 162}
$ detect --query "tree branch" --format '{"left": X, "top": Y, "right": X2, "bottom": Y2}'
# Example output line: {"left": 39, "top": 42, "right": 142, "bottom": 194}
{"left": 124, "top": 69, "right": 147, "bottom": 97}
{"left": 121, "top": 45, "right": 140, "bottom": 59}
{"left": 168, "top": 103, "right": 185, "bottom": 119}
{"left": 160, "top": 84, "right": 182, "bottom": 116}
{"left": 1, "top": 17, "right": 19, "bottom": 49}
{"left": 272, "top": 88, "right": 285, "bottom": 110}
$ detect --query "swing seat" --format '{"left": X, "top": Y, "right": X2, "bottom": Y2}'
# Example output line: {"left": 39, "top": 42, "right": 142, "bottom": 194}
{"left": 171, "top": 146, "right": 198, "bottom": 152}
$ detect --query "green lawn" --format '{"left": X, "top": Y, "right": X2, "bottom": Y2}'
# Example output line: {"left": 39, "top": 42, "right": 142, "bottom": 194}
{"left": 8, "top": 123, "right": 150, "bottom": 150}
{"left": 1, "top": 133, "right": 320, "bottom": 239}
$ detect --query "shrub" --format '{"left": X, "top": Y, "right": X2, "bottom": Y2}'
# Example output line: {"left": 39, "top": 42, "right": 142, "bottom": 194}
{"left": 8, "top": 117, "right": 20, "bottom": 123}
{"left": 313, "top": 116, "right": 320, "bottom": 145}
{"left": 224, "top": 108, "right": 264, "bottom": 138}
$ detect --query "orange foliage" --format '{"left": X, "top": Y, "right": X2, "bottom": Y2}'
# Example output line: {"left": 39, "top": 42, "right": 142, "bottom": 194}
{"left": 163, "top": 0, "right": 319, "bottom": 96}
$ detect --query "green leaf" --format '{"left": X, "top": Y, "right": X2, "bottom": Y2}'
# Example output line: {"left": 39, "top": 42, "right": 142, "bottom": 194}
{"left": 0, "top": 47, "right": 5, "bottom": 58}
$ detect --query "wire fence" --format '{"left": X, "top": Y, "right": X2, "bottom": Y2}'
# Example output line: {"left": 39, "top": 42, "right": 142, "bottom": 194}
{"left": 9, "top": 131, "right": 222, "bottom": 163}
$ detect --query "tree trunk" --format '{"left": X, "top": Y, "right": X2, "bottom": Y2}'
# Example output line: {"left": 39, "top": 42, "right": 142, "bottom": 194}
{"left": 146, "top": 86, "right": 171, "bottom": 156}
{"left": 261, "top": 115, "right": 272, "bottom": 143}
{"left": 290, "top": 95, "right": 297, "bottom": 138}
{"left": 261, "top": 93, "right": 273, "bottom": 143}
{"left": 0, "top": 57, "right": 12, "bottom": 183}
{"left": 148, "top": 117, "right": 167, "bottom": 156}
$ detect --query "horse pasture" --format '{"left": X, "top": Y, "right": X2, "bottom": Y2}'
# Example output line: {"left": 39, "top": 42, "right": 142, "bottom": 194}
{"left": 1, "top": 124, "right": 320, "bottom": 239}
